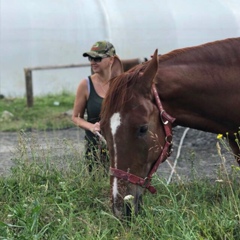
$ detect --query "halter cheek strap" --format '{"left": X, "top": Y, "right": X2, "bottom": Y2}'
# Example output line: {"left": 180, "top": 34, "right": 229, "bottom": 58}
{"left": 110, "top": 84, "right": 176, "bottom": 194}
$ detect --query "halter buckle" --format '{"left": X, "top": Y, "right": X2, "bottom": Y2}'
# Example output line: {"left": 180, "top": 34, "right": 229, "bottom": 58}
{"left": 165, "top": 134, "right": 173, "bottom": 144}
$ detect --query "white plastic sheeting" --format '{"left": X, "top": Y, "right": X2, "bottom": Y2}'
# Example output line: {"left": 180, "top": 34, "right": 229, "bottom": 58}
{"left": 0, "top": 0, "right": 240, "bottom": 97}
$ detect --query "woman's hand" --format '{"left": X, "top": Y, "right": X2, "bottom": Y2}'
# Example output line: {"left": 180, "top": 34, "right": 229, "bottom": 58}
{"left": 92, "top": 122, "right": 101, "bottom": 134}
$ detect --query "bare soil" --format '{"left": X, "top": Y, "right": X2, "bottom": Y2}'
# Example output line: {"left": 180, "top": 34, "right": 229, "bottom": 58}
{"left": 0, "top": 126, "right": 237, "bottom": 180}
{"left": 159, "top": 126, "right": 237, "bottom": 182}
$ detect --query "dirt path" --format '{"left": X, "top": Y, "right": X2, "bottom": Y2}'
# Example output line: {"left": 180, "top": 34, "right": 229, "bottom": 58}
{"left": 0, "top": 128, "right": 85, "bottom": 176}
{"left": 0, "top": 127, "right": 237, "bottom": 180}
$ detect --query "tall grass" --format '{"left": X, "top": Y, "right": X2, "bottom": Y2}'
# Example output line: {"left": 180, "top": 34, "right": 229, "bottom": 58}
{"left": 0, "top": 132, "right": 240, "bottom": 239}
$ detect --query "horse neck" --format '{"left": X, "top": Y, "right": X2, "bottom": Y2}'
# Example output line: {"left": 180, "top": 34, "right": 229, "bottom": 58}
{"left": 156, "top": 58, "right": 240, "bottom": 134}
{"left": 155, "top": 63, "right": 220, "bottom": 133}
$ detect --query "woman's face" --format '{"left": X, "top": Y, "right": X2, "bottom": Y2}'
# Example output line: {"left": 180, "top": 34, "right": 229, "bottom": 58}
{"left": 90, "top": 56, "right": 113, "bottom": 73}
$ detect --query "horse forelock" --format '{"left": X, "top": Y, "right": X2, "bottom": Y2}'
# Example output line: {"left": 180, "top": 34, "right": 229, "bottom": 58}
{"left": 101, "top": 63, "right": 148, "bottom": 127}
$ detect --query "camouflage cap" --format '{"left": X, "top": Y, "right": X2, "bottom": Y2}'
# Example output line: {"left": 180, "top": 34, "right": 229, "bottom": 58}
{"left": 83, "top": 41, "right": 116, "bottom": 58}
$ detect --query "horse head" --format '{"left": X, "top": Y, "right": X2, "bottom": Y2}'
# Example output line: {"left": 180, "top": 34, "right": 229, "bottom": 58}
{"left": 101, "top": 50, "right": 173, "bottom": 219}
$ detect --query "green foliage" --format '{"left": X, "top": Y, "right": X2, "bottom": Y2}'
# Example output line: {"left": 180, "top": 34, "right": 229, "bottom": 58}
{"left": 0, "top": 92, "right": 75, "bottom": 131}
{"left": 0, "top": 134, "right": 240, "bottom": 239}
{"left": 1, "top": 94, "right": 240, "bottom": 239}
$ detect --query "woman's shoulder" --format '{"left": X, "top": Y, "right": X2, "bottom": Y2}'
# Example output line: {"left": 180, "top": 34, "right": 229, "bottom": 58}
{"left": 79, "top": 77, "right": 89, "bottom": 87}
{"left": 76, "top": 77, "right": 88, "bottom": 93}
{"left": 79, "top": 76, "right": 95, "bottom": 97}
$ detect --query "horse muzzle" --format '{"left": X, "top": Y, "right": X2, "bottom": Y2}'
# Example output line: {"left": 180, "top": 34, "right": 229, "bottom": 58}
{"left": 112, "top": 185, "right": 144, "bottom": 219}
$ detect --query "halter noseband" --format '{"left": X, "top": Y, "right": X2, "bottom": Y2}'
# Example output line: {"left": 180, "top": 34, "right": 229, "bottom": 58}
{"left": 110, "top": 84, "right": 176, "bottom": 194}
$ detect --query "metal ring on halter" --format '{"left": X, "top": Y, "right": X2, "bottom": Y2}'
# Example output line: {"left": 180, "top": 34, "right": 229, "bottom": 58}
{"left": 143, "top": 177, "right": 151, "bottom": 187}
{"left": 165, "top": 134, "right": 173, "bottom": 144}
{"left": 160, "top": 110, "right": 169, "bottom": 125}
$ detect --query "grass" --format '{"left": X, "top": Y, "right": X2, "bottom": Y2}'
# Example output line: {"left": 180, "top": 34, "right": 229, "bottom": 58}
{"left": 0, "top": 92, "right": 75, "bottom": 131}
{"left": 1, "top": 94, "right": 240, "bottom": 239}
{"left": 0, "top": 132, "right": 240, "bottom": 239}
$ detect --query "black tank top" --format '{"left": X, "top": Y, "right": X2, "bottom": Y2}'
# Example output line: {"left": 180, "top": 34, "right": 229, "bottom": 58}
{"left": 85, "top": 76, "right": 103, "bottom": 143}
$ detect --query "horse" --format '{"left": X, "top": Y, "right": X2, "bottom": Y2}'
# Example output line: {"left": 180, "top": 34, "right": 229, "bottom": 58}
{"left": 100, "top": 37, "right": 240, "bottom": 219}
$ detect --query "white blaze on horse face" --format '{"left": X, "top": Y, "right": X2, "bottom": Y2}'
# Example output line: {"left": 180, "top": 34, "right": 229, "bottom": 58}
{"left": 110, "top": 112, "right": 121, "bottom": 168}
{"left": 110, "top": 112, "right": 121, "bottom": 200}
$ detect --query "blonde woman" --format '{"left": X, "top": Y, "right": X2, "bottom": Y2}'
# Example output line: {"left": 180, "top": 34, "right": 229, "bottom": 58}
{"left": 72, "top": 41, "right": 123, "bottom": 171}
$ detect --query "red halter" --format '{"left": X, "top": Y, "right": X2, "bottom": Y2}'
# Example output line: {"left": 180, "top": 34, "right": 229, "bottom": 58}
{"left": 110, "top": 84, "right": 176, "bottom": 194}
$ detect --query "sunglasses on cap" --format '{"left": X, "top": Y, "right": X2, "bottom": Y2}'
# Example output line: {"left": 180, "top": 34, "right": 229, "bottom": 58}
{"left": 88, "top": 56, "right": 108, "bottom": 63}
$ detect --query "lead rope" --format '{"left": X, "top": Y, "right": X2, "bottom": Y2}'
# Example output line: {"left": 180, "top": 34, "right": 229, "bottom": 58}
{"left": 95, "top": 131, "right": 107, "bottom": 145}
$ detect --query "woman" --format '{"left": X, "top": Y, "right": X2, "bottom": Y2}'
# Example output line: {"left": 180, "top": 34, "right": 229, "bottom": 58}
{"left": 72, "top": 41, "right": 123, "bottom": 172}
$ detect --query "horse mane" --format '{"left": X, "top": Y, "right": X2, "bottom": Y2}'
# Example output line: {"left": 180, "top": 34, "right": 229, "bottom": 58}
{"left": 101, "top": 62, "right": 148, "bottom": 126}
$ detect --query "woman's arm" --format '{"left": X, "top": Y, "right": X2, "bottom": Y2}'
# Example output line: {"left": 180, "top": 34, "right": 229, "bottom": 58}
{"left": 72, "top": 79, "right": 100, "bottom": 133}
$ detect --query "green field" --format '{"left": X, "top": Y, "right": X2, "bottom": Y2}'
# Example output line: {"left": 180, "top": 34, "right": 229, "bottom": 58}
{"left": 0, "top": 94, "right": 240, "bottom": 239}
{"left": 0, "top": 92, "right": 75, "bottom": 132}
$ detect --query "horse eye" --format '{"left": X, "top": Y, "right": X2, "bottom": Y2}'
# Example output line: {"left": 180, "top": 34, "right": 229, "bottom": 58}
{"left": 138, "top": 125, "right": 148, "bottom": 137}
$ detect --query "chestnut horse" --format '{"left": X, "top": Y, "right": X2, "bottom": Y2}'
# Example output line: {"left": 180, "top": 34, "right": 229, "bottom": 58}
{"left": 100, "top": 37, "right": 240, "bottom": 219}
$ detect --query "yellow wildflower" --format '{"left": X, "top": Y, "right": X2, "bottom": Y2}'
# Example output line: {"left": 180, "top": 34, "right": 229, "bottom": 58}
{"left": 217, "top": 134, "right": 223, "bottom": 139}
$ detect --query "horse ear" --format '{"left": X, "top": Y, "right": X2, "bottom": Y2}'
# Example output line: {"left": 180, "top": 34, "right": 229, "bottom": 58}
{"left": 139, "top": 49, "right": 158, "bottom": 92}
{"left": 111, "top": 55, "right": 124, "bottom": 78}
